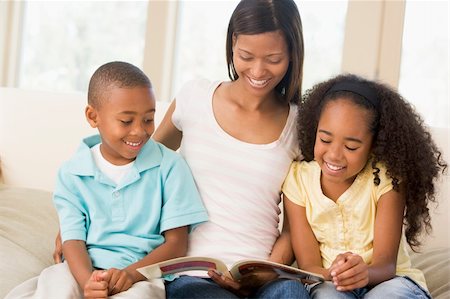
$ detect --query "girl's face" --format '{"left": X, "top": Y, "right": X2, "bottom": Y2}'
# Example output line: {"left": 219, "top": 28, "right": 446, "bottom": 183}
{"left": 86, "top": 86, "right": 156, "bottom": 165}
{"left": 314, "top": 98, "right": 374, "bottom": 190}
{"left": 232, "top": 30, "right": 290, "bottom": 97}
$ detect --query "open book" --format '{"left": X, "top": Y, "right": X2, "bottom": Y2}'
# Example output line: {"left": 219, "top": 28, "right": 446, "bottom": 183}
{"left": 137, "top": 256, "right": 324, "bottom": 284}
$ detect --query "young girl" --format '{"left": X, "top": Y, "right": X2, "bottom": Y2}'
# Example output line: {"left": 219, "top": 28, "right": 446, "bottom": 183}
{"left": 283, "top": 74, "right": 447, "bottom": 298}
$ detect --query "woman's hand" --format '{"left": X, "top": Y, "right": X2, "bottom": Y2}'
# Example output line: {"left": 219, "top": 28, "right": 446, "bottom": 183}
{"left": 53, "top": 230, "right": 63, "bottom": 263}
{"left": 239, "top": 268, "right": 279, "bottom": 289}
{"left": 207, "top": 270, "right": 253, "bottom": 297}
{"left": 329, "top": 252, "right": 369, "bottom": 291}
{"left": 207, "top": 268, "right": 279, "bottom": 297}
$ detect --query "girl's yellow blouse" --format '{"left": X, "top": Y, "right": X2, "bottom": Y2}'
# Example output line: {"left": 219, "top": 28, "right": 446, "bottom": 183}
{"left": 282, "top": 160, "right": 427, "bottom": 291}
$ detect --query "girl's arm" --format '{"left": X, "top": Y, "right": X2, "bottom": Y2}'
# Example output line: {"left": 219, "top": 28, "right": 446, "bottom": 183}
{"left": 284, "top": 195, "right": 331, "bottom": 279}
{"left": 331, "top": 187, "right": 405, "bottom": 291}
{"left": 368, "top": 187, "right": 405, "bottom": 284}
{"left": 152, "top": 100, "right": 182, "bottom": 151}
{"left": 268, "top": 203, "right": 294, "bottom": 265}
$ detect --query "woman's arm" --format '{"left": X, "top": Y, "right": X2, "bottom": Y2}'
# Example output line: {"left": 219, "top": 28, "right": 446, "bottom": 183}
{"left": 153, "top": 100, "right": 182, "bottom": 151}
{"left": 268, "top": 203, "right": 294, "bottom": 265}
{"left": 53, "top": 231, "right": 63, "bottom": 263}
{"left": 284, "top": 195, "right": 330, "bottom": 279}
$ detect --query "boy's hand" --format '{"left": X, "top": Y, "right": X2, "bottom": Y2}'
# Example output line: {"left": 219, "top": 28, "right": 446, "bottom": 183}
{"left": 84, "top": 270, "right": 108, "bottom": 299}
{"left": 103, "top": 268, "right": 134, "bottom": 295}
{"left": 329, "top": 252, "right": 368, "bottom": 291}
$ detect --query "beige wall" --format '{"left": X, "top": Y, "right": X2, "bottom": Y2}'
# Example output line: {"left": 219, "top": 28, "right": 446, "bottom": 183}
{"left": 0, "top": 0, "right": 409, "bottom": 96}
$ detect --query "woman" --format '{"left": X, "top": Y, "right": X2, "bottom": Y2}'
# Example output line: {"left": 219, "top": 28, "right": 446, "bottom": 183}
{"left": 155, "top": 1, "right": 306, "bottom": 297}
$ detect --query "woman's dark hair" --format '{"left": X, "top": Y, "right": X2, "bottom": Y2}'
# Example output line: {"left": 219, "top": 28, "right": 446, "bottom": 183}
{"left": 298, "top": 73, "right": 448, "bottom": 250}
{"left": 226, "top": 0, "right": 304, "bottom": 104}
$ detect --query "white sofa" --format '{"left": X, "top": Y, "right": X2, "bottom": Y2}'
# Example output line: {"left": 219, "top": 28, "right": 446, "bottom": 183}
{"left": 1, "top": 87, "right": 449, "bottom": 298}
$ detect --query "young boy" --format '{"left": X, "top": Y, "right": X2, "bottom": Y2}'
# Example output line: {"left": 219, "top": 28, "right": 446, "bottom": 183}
{"left": 6, "top": 61, "right": 208, "bottom": 299}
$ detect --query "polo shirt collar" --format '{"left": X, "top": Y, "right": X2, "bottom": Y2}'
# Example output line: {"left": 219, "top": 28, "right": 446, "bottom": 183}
{"left": 67, "top": 135, "right": 162, "bottom": 176}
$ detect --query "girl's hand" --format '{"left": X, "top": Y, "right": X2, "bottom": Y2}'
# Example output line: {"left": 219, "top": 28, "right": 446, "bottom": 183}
{"left": 208, "top": 269, "right": 253, "bottom": 297}
{"left": 103, "top": 268, "right": 135, "bottom": 295}
{"left": 329, "top": 252, "right": 369, "bottom": 291}
{"left": 84, "top": 270, "right": 108, "bottom": 299}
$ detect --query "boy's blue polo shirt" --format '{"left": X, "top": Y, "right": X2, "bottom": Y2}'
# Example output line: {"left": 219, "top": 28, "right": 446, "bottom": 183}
{"left": 54, "top": 135, "right": 208, "bottom": 270}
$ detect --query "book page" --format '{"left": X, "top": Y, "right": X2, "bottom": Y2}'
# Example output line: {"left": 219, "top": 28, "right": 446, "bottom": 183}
{"left": 137, "top": 256, "right": 229, "bottom": 279}
{"left": 230, "top": 259, "right": 324, "bottom": 284}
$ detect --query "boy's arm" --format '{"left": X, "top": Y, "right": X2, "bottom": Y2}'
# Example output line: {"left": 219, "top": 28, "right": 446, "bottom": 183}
{"left": 101, "top": 226, "right": 188, "bottom": 295}
{"left": 63, "top": 240, "right": 95, "bottom": 288}
{"left": 123, "top": 226, "right": 188, "bottom": 282}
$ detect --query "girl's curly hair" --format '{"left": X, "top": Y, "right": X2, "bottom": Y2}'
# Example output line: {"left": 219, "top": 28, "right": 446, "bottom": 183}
{"left": 297, "top": 73, "right": 447, "bottom": 250}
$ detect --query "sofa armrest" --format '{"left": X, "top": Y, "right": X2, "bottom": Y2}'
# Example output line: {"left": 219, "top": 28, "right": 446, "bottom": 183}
{"left": 0, "top": 186, "right": 59, "bottom": 298}
{"left": 410, "top": 248, "right": 450, "bottom": 299}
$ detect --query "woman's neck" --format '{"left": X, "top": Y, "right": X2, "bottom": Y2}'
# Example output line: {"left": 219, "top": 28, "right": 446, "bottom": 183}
{"left": 212, "top": 80, "right": 290, "bottom": 144}
{"left": 226, "top": 80, "right": 283, "bottom": 112}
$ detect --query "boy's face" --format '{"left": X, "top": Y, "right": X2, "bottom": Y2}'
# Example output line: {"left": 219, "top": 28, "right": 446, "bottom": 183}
{"left": 86, "top": 86, "right": 156, "bottom": 165}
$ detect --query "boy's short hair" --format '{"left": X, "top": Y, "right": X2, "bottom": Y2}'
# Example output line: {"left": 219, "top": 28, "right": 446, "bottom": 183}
{"left": 88, "top": 61, "right": 152, "bottom": 108}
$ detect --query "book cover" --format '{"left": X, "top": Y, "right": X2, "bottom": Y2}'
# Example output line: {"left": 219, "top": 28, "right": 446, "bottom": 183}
{"left": 137, "top": 256, "right": 324, "bottom": 284}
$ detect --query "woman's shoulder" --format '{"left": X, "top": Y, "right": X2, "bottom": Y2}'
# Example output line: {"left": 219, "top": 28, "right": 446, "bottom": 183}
{"left": 177, "top": 77, "right": 222, "bottom": 96}
{"left": 175, "top": 78, "right": 223, "bottom": 110}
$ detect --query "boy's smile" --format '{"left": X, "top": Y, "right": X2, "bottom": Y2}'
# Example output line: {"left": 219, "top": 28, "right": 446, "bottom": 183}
{"left": 86, "top": 86, "right": 156, "bottom": 165}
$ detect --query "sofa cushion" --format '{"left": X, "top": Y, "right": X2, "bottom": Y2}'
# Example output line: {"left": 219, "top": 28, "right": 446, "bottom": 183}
{"left": 0, "top": 186, "right": 448, "bottom": 298}
{"left": 0, "top": 186, "right": 58, "bottom": 298}
{"left": 410, "top": 248, "right": 450, "bottom": 299}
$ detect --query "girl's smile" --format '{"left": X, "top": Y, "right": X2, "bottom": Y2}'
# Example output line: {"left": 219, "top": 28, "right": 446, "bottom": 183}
{"left": 314, "top": 98, "right": 374, "bottom": 199}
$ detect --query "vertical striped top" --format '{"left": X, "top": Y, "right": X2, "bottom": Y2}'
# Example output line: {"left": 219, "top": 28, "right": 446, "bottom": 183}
{"left": 172, "top": 79, "right": 300, "bottom": 271}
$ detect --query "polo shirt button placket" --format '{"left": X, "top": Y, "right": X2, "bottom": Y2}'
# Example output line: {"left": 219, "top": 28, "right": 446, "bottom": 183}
{"left": 113, "top": 191, "right": 120, "bottom": 198}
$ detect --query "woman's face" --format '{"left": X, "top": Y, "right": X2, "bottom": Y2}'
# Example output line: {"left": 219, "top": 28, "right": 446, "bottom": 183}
{"left": 232, "top": 30, "right": 290, "bottom": 97}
